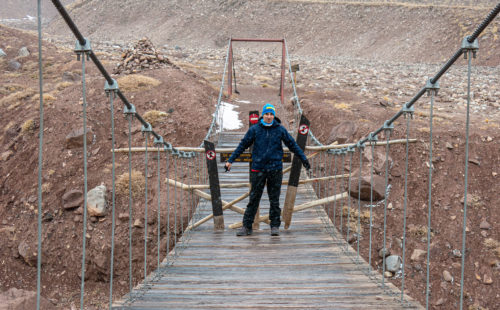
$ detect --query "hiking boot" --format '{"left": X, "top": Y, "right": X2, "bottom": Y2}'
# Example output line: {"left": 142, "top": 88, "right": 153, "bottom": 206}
{"left": 236, "top": 226, "right": 252, "bottom": 236}
{"left": 270, "top": 227, "right": 280, "bottom": 236}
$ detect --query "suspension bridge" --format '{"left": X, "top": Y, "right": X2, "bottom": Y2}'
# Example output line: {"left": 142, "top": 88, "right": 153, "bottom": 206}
{"left": 27, "top": 0, "right": 500, "bottom": 309}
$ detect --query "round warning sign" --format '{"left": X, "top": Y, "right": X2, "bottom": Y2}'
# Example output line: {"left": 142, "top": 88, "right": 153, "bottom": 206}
{"left": 249, "top": 113, "right": 259, "bottom": 124}
{"left": 299, "top": 124, "right": 309, "bottom": 135}
{"left": 206, "top": 150, "right": 216, "bottom": 160}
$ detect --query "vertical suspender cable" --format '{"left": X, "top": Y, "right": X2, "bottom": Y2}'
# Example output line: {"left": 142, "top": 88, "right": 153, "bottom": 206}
{"left": 127, "top": 114, "right": 133, "bottom": 294}
{"left": 346, "top": 151, "right": 354, "bottom": 251}
{"left": 381, "top": 129, "right": 392, "bottom": 287}
{"left": 173, "top": 156, "right": 179, "bottom": 252}
{"left": 180, "top": 158, "right": 184, "bottom": 236}
{"left": 108, "top": 90, "right": 117, "bottom": 310}
{"left": 368, "top": 143, "right": 375, "bottom": 274}
{"left": 401, "top": 115, "right": 411, "bottom": 302}
{"left": 326, "top": 152, "right": 332, "bottom": 219}
{"left": 332, "top": 154, "right": 338, "bottom": 227}
{"left": 339, "top": 152, "right": 346, "bottom": 235}
{"left": 156, "top": 146, "right": 161, "bottom": 271}
{"left": 143, "top": 133, "right": 149, "bottom": 279}
{"left": 459, "top": 50, "right": 473, "bottom": 310}
{"left": 357, "top": 149, "right": 364, "bottom": 262}
{"left": 36, "top": 1, "right": 44, "bottom": 309}
{"left": 79, "top": 51, "right": 89, "bottom": 310}
{"left": 165, "top": 152, "right": 171, "bottom": 264}
{"left": 425, "top": 89, "right": 436, "bottom": 310}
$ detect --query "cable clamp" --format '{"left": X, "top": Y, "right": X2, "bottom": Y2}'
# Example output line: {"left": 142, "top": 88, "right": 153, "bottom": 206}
{"left": 74, "top": 38, "right": 91, "bottom": 61}
{"left": 104, "top": 79, "right": 119, "bottom": 97}
{"left": 356, "top": 141, "right": 365, "bottom": 150}
{"left": 164, "top": 142, "right": 173, "bottom": 151}
{"left": 461, "top": 36, "right": 479, "bottom": 59}
{"left": 171, "top": 148, "right": 180, "bottom": 157}
{"left": 367, "top": 132, "right": 378, "bottom": 142}
{"left": 123, "top": 104, "right": 136, "bottom": 116}
{"left": 425, "top": 79, "right": 439, "bottom": 96}
{"left": 347, "top": 146, "right": 356, "bottom": 153}
{"left": 339, "top": 148, "right": 347, "bottom": 155}
{"left": 402, "top": 104, "right": 415, "bottom": 119}
{"left": 154, "top": 136, "right": 164, "bottom": 146}
{"left": 141, "top": 123, "right": 152, "bottom": 135}
{"left": 382, "top": 120, "right": 394, "bottom": 133}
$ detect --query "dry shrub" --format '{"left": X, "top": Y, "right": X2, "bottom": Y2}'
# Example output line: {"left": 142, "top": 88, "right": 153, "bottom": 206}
{"left": 20, "top": 119, "right": 35, "bottom": 135}
{"left": 143, "top": 110, "right": 168, "bottom": 127}
{"left": 116, "top": 170, "right": 146, "bottom": 199}
{"left": 117, "top": 74, "right": 161, "bottom": 92}
{"left": 0, "top": 88, "right": 36, "bottom": 108}
{"left": 483, "top": 238, "right": 500, "bottom": 249}
{"left": 55, "top": 81, "right": 74, "bottom": 91}
{"left": 334, "top": 103, "right": 350, "bottom": 110}
{"left": 409, "top": 224, "right": 434, "bottom": 240}
{"left": 0, "top": 83, "right": 25, "bottom": 95}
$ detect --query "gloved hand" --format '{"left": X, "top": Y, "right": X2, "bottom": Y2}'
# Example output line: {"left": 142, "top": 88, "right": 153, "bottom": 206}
{"left": 303, "top": 160, "right": 311, "bottom": 171}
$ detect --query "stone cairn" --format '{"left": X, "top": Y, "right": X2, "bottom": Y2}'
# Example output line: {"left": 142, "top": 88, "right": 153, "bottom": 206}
{"left": 114, "top": 37, "right": 172, "bottom": 74}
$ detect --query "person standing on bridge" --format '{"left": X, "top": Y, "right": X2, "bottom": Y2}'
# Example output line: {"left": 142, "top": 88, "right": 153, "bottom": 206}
{"left": 225, "top": 103, "right": 310, "bottom": 236}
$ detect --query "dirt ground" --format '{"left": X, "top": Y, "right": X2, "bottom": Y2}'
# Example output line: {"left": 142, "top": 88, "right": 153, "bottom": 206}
{"left": 1, "top": 1, "right": 500, "bottom": 309}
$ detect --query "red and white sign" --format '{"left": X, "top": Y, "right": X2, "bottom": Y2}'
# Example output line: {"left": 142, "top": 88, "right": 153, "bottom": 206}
{"left": 299, "top": 124, "right": 309, "bottom": 135}
{"left": 206, "top": 150, "right": 216, "bottom": 160}
{"left": 249, "top": 113, "right": 259, "bottom": 124}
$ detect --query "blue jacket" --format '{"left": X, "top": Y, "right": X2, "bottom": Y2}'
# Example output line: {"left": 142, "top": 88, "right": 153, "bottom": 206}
{"left": 228, "top": 117, "right": 308, "bottom": 171}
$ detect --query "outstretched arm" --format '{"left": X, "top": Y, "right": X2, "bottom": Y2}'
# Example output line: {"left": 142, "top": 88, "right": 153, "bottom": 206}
{"left": 282, "top": 130, "right": 310, "bottom": 169}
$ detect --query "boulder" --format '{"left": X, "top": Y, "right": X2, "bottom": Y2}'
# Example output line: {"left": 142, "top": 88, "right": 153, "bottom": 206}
{"left": 385, "top": 255, "right": 402, "bottom": 272}
{"left": 0, "top": 48, "right": 6, "bottom": 57}
{"left": 65, "top": 127, "right": 93, "bottom": 149}
{"left": 18, "top": 47, "right": 30, "bottom": 57}
{"left": 87, "top": 184, "right": 107, "bottom": 217}
{"left": 327, "top": 121, "right": 357, "bottom": 144}
{"left": 411, "top": 249, "right": 427, "bottom": 261}
{"left": 347, "top": 173, "right": 387, "bottom": 201}
{"left": 363, "top": 146, "right": 392, "bottom": 174}
{"left": 0, "top": 288, "right": 55, "bottom": 310}
{"left": 61, "top": 71, "right": 80, "bottom": 82}
{"left": 7, "top": 60, "right": 21, "bottom": 71}
{"left": 17, "top": 240, "right": 38, "bottom": 266}
{"left": 62, "top": 189, "right": 84, "bottom": 210}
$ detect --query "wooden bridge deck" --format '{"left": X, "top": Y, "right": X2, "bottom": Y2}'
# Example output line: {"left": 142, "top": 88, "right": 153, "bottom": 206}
{"left": 113, "top": 132, "right": 422, "bottom": 309}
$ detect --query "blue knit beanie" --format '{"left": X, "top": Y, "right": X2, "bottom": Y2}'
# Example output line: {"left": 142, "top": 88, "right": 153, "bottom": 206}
{"left": 262, "top": 103, "right": 276, "bottom": 116}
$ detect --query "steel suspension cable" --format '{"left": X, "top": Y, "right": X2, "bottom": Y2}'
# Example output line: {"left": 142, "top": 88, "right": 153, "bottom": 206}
{"left": 79, "top": 51, "right": 89, "bottom": 310}
{"left": 143, "top": 131, "right": 149, "bottom": 279}
{"left": 173, "top": 156, "right": 179, "bottom": 255}
{"left": 345, "top": 149, "right": 354, "bottom": 252}
{"left": 180, "top": 158, "right": 184, "bottom": 236}
{"left": 339, "top": 152, "right": 346, "bottom": 235}
{"left": 332, "top": 154, "right": 338, "bottom": 227}
{"left": 381, "top": 126, "right": 393, "bottom": 288}
{"left": 165, "top": 152, "right": 171, "bottom": 265}
{"left": 368, "top": 142, "right": 375, "bottom": 274}
{"left": 459, "top": 49, "right": 473, "bottom": 310}
{"left": 36, "top": 1, "right": 44, "bottom": 309}
{"left": 357, "top": 147, "right": 364, "bottom": 263}
{"left": 401, "top": 108, "right": 413, "bottom": 302}
{"left": 425, "top": 88, "right": 437, "bottom": 310}
{"left": 127, "top": 114, "right": 133, "bottom": 294}
{"left": 107, "top": 87, "right": 117, "bottom": 310}
{"left": 156, "top": 145, "right": 161, "bottom": 272}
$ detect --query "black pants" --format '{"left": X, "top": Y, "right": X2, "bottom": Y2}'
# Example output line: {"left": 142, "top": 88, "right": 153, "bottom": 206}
{"left": 243, "top": 170, "right": 283, "bottom": 229}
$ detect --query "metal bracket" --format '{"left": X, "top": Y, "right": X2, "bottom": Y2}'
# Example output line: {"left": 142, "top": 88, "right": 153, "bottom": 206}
{"left": 104, "top": 79, "right": 119, "bottom": 97}
{"left": 154, "top": 136, "right": 164, "bottom": 146}
{"left": 164, "top": 142, "right": 173, "bottom": 151}
{"left": 383, "top": 120, "right": 394, "bottom": 133}
{"left": 425, "top": 79, "right": 440, "bottom": 96}
{"left": 347, "top": 146, "right": 356, "bottom": 153}
{"left": 171, "top": 148, "right": 180, "bottom": 157}
{"left": 339, "top": 148, "right": 348, "bottom": 156}
{"left": 356, "top": 141, "right": 365, "bottom": 150}
{"left": 367, "top": 132, "right": 378, "bottom": 142}
{"left": 461, "top": 36, "right": 479, "bottom": 59}
{"left": 402, "top": 104, "right": 415, "bottom": 119}
{"left": 141, "top": 123, "right": 152, "bottom": 135}
{"left": 74, "top": 38, "right": 91, "bottom": 61}
{"left": 123, "top": 104, "right": 136, "bottom": 116}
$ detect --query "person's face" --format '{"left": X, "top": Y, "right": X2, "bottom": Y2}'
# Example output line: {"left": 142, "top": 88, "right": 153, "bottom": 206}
{"left": 263, "top": 112, "right": 274, "bottom": 123}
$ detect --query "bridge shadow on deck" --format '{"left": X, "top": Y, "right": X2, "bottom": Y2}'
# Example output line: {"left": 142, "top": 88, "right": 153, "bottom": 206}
{"left": 113, "top": 132, "right": 423, "bottom": 310}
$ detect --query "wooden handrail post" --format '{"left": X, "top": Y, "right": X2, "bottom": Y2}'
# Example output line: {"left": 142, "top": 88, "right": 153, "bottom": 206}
{"left": 283, "top": 114, "right": 309, "bottom": 229}
{"left": 204, "top": 140, "right": 224, "bottom": 231}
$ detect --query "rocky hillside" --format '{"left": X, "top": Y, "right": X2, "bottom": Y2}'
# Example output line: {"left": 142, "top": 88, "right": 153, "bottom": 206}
{"left": 44, "top": 0, "right": 500, "bottom": 66}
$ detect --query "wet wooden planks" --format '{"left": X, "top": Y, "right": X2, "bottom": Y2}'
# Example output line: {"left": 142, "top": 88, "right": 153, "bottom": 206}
{"left": 113, "top": 131, "right": 422, "bottom": 310}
